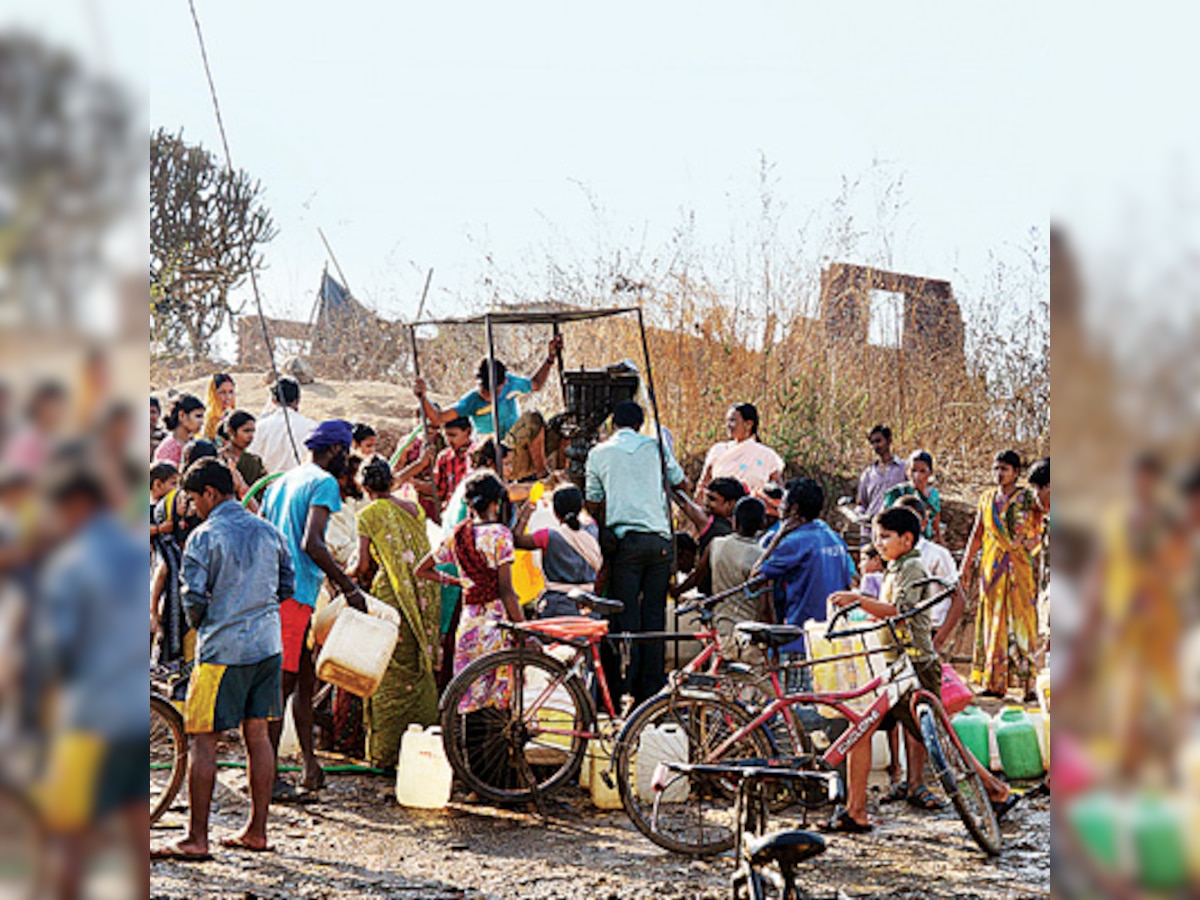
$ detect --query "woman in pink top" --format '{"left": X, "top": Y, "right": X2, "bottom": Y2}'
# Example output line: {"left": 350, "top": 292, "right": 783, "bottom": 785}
{"left": 153, "top": 394, "right": 204, "bottom": 466}
{"left": 698, "top": 403, "right": 784, "bottom": 494}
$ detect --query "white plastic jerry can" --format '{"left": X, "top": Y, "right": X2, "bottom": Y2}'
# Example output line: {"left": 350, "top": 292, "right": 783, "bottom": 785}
{"left": 395, "top": 724, "right": 454, "bottom": 809}
{"left": 636, "top": 723, "right": 689, "bottom": 804}
{"left": 278, "top": 695, "right": 300, "bottom": 759}
{"left": 870, "top": 728, "right": 905, "bottom": 771}
{"left": 988, "top": 712, "right": 1002, "bottom": 771}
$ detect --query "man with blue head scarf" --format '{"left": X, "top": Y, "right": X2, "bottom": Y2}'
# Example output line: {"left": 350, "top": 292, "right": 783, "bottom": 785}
{"left": 260, "top": 419, "right": 367, "bottom": 801}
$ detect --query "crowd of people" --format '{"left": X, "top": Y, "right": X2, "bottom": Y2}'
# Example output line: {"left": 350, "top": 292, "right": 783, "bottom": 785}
{"left": 149, "top": 350, "right": 1054, "bottom": 858}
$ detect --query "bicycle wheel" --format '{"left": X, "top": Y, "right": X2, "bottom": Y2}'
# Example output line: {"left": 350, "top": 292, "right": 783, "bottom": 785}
{"left": 615, "top": 692, "right": 774, "bottom": 856}
{"left": 916, "top": 698, "right": 1002, "bottom": 855}
{"left": 150, "top": 694, "right": 187, "bottom": 825}
{"left": 440, "top": 648, "right": 592, "bottom": 805}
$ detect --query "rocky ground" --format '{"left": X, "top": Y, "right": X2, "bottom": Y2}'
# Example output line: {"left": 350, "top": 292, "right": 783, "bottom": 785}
{"left": 151, "top": 759, "right": 1049, "bottom": 900}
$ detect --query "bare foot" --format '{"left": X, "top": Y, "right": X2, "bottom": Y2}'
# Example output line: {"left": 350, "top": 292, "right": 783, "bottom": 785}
{"left": 301, "top": 765, "right": 325, "bottom": 792}
{"left": 220, "top": 832, "right": 272, "bottom": 853}
{"left": 151, "top": 838, "right": 212, "bottom": 862}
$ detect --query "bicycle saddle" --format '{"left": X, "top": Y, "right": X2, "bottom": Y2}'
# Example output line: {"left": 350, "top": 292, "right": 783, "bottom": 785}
{"left": 567, "top": 589, "right": 625, "bottom": 616}
{"left": 746, "top": 829, "right": 826, "bottom": 868}
{"left": 735, "top": 622, "right": 803, "bottom": 649}
{"left": 521, "top": 616, "right": 610, "bottom": 642}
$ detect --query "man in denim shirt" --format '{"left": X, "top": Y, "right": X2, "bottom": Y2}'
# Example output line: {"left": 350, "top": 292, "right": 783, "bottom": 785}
{"left": 153, "top": 458, "right": 294, "bottom": 861}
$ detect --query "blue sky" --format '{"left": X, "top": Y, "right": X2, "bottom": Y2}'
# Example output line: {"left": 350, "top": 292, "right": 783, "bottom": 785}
{"left": 25, "top": 2, "right": 1056, "bottom": 332}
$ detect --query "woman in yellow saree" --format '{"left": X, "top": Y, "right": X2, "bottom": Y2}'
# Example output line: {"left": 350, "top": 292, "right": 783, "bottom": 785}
{"left": 349, "top": 456, "right": 442, "bottom": 769}
{"left": 962, "top": 450, "right": 1045, "bottom": 700}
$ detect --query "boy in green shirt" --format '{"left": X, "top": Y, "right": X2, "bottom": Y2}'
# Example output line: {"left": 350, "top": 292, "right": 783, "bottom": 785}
{"left": 828, "top": 507, "right": 1015, "bottom": 832}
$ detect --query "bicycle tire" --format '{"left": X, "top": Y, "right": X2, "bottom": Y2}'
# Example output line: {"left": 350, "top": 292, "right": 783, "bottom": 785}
{"left": 916, "top": 698, "right": 1002, "bottom": 856}
{"left": 440, "top": 648, "right": 592, "bottom": 805}
{"left": 614, "top": 691, "right": 774, "bottom": 856}
{"left": 151, "top": 694, "right": 187, "bottom": 825}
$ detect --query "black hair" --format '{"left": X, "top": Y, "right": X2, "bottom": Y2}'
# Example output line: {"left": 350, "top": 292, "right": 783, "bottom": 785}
{"left": 874, "top": 507, "right": 922, "bottom": 543}
{"left": 894, "top": 493, "right": 928, "bottom": 522}
{"left": 445, "top": 416, "right": 472, "bottom": 432}
{"left": 707, "top": 476, "right": 748, "bottom": 503}
{"left": 612, "top": 400, "right": 644, "bottom": 431}
{"left": 212, "top": 372, "right": 234, "bottom": 389}
{"left": 860, "top": 543, "right": 880, "bottom": 559}
{"left": 784, "top": 477, "right": 824, "bottom": 522}
{"left": 471, "top": 436, "right": 505, "bottom": 470}
{"left": 552, "top": 484, "right": 585, "bottom": 530}
{"left": 733, "top": 496, "right": 766, "bottom": 536}
{"left": 762, "top": 482, "right": 784, "bottom": 500}
{"left": 463, "top": 470, "right": 506, "bottom": 517}
{"left": 163, "top": 393, "right": 204, "bottom": 430}
{"left": 1028, "top": 457, "right": 1050, "bottom": 489}
{"left": 1133, "top": 451, "right": 1164, "bottom": 475}
{"left": 360, "top": 455, "right": 394, "bottom": 494}
{"left": 150, "top": 396, "right": 161, "bottom": 411}
{"left": 47, "top": 466, "right": 107, "bottom": 506}
{"left": 732, "top": 403, "right": 760, "bottom": 436}
{"left": 182, "top": 439, "right": 219, "bottom": 469}
{"left": 868, "top": 424, "right": 892, "bottom": 443}
{"left": 674, "top": 531, "right": 698, "bottom": 555}
{"left": 475, "top": 357, "right": 508, "bottom": 392}
{"left": 182, "top": 457, "right": 234, "bottom": 497}
{"left": 271, "top": 376, "right": 301, "bottom": 408}
{"left": 995, "top": 449, "right": 1023, "bottom": 470}
{"left": 218, "top": 409, "right": 255, "bottom": 443}
{"left": 352, "top": 423, "right": 377, "bottom": 445}
{"left": 908, "top": 449, "right": 934, "bottom": 470}
{"left": 150, "top": 461, "right": 179, "bottom": 486}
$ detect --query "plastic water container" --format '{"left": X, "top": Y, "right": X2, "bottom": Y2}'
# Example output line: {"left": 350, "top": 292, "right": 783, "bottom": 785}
{"left": 995, "top": 706, "right": 1044, "bottom": 779}
{"left": 803, "top": 620, "right": 893, "bottom": 717}
{"left": 1130, "top": 794, "right": 1187, "bottom": 890}
{"left": 315, "top": 607, "right": 399, "bottom": 698}
{"left": 278, "top": 695, "right": 299, "bottom": 759}
{"left": 869, "top": 729, "right": 905, "bottom": 771}
{"left": 312, "top": 591, "right": 400, "bottom": 646}
{"left": 395, "top": 724, "right": 453, "bottom": 809}
{"left": 987, "top": 711, "right": 1002, "bottom": 771}
{"left": 582, "top": 716, "right": 623, "bottom": 810}
{"left": 636, "top": 723, "right": 688, "bottom": 803}
{"left": 1067, "top": 790, "right": 1124, "bottom": 875}
{"left": 1026, "top": 708, "right": 1050, "bottom": 768}
{"left": 951, "top": 706, "right": 990, "bottom": 770}
{"left": 1035, "top": 668, "right": 1051, "bottom": 715}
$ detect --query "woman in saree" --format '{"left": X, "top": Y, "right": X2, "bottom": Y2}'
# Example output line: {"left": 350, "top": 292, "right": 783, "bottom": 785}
{"left": 961, "top": 450, "right": 1046, "bottom": 701}
{"left": 698, "top": 403, "right": 784, "bottom": 494}
{"left": 201, "top": 372, "right": 236, "bottom": 442}
{"left": 349, "top": 455, "right": 442, "bottom": 769}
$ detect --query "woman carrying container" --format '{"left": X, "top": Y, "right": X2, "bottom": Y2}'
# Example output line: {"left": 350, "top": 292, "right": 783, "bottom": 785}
{"left": 349, "top": 456, "right": 441, "bottom": 769}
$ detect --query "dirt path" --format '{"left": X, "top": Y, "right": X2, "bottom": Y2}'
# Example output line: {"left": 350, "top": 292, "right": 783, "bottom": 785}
{"left": 151, "top": 763, "right": 1048, "bottom": 900}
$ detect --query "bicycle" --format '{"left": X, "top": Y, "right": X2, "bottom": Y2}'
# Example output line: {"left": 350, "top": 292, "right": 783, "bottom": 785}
{"left": 438, "top": 581, "right": 800, "bottom": 807}
{"left": 150, "top": 665, "right": 188, "bottom": 825}
{"left": 653, "top": 760, "right": 833, "bottom": 900}
{"left": 616, "top": 577, "right": 1002, "bottom": 857}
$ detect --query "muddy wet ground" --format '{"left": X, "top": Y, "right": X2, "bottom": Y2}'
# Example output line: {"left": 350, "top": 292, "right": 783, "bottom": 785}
{"left": 151, "top": 760, "right": 1048, "bottom": 899}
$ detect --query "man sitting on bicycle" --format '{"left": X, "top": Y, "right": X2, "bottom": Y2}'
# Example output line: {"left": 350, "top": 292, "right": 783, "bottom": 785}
{"left": 827, "top": 507, "right": 1015, "bottom": 833}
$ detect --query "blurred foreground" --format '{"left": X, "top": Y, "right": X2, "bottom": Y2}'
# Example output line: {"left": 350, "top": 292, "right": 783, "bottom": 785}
{"left": 0, "top": 19, "right": 147, "bottom": 900}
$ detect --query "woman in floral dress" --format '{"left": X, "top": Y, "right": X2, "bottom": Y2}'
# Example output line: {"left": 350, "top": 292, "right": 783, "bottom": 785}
{"left": 350, "top": 456, "right": 441, "bottom": 768}
{"left": 416, "top": 471, "right": 524, "bottom": 715}
{"left": 961, "top": 450, "right": 1046, "bottom": 700}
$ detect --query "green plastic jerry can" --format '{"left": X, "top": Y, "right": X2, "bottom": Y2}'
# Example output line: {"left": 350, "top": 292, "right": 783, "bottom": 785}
{"left": 1066, "top": 790, "right": 1122, "bottom": 874}
{"left": 1131, "top": 793, "right": 1187, "bottom": 890}
{"left": 995, "top": 706, "right": 1043, "bottom": 779}
{"left": 951, "top": 706, "right": 990, "bottom": 770}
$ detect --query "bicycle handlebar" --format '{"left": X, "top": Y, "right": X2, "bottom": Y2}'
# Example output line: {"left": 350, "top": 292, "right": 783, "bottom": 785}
{"left": 676, "top": 576, "right": 769, "bottom": 617}
{"left": 824, "top": 576, "right": 956, "bottom": 641}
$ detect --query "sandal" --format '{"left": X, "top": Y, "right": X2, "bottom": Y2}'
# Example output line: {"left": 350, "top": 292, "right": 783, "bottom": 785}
{"left": 991, "top": 792, "right": 1021, "bottom": 822}
{"left": 271, "top": 781, "right": 318, "bottom": 805}
{"left": 818, "top": 808, "right": 873, "bottom": 834}
{"left": 882, "top": 782, "right": 909, "bottom": 804}
{"left": 906, "top": 784, "right": 946, "bottom": 811}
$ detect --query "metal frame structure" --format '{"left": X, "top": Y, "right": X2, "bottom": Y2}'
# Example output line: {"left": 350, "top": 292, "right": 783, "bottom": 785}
{"left": 407, "top": 306, "right": 672, "bottom": 527}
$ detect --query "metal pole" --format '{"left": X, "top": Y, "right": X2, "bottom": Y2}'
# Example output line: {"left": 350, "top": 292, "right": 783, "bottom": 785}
{"left": 485, "top": 314, "right": 506, "bottom": 493}
{"left": 408, "top": 323, "right": 440, "bottom": 516}
{"left": 552, "top": 320, "right": 567, "bottom": 410}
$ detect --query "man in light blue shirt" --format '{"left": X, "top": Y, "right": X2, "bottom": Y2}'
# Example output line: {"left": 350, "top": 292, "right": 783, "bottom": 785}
{"left": 585, "top": 400, "right": 686, "bottom": 703}
{"left": 259, "top": 419, "right": 366, "bottom": 800}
